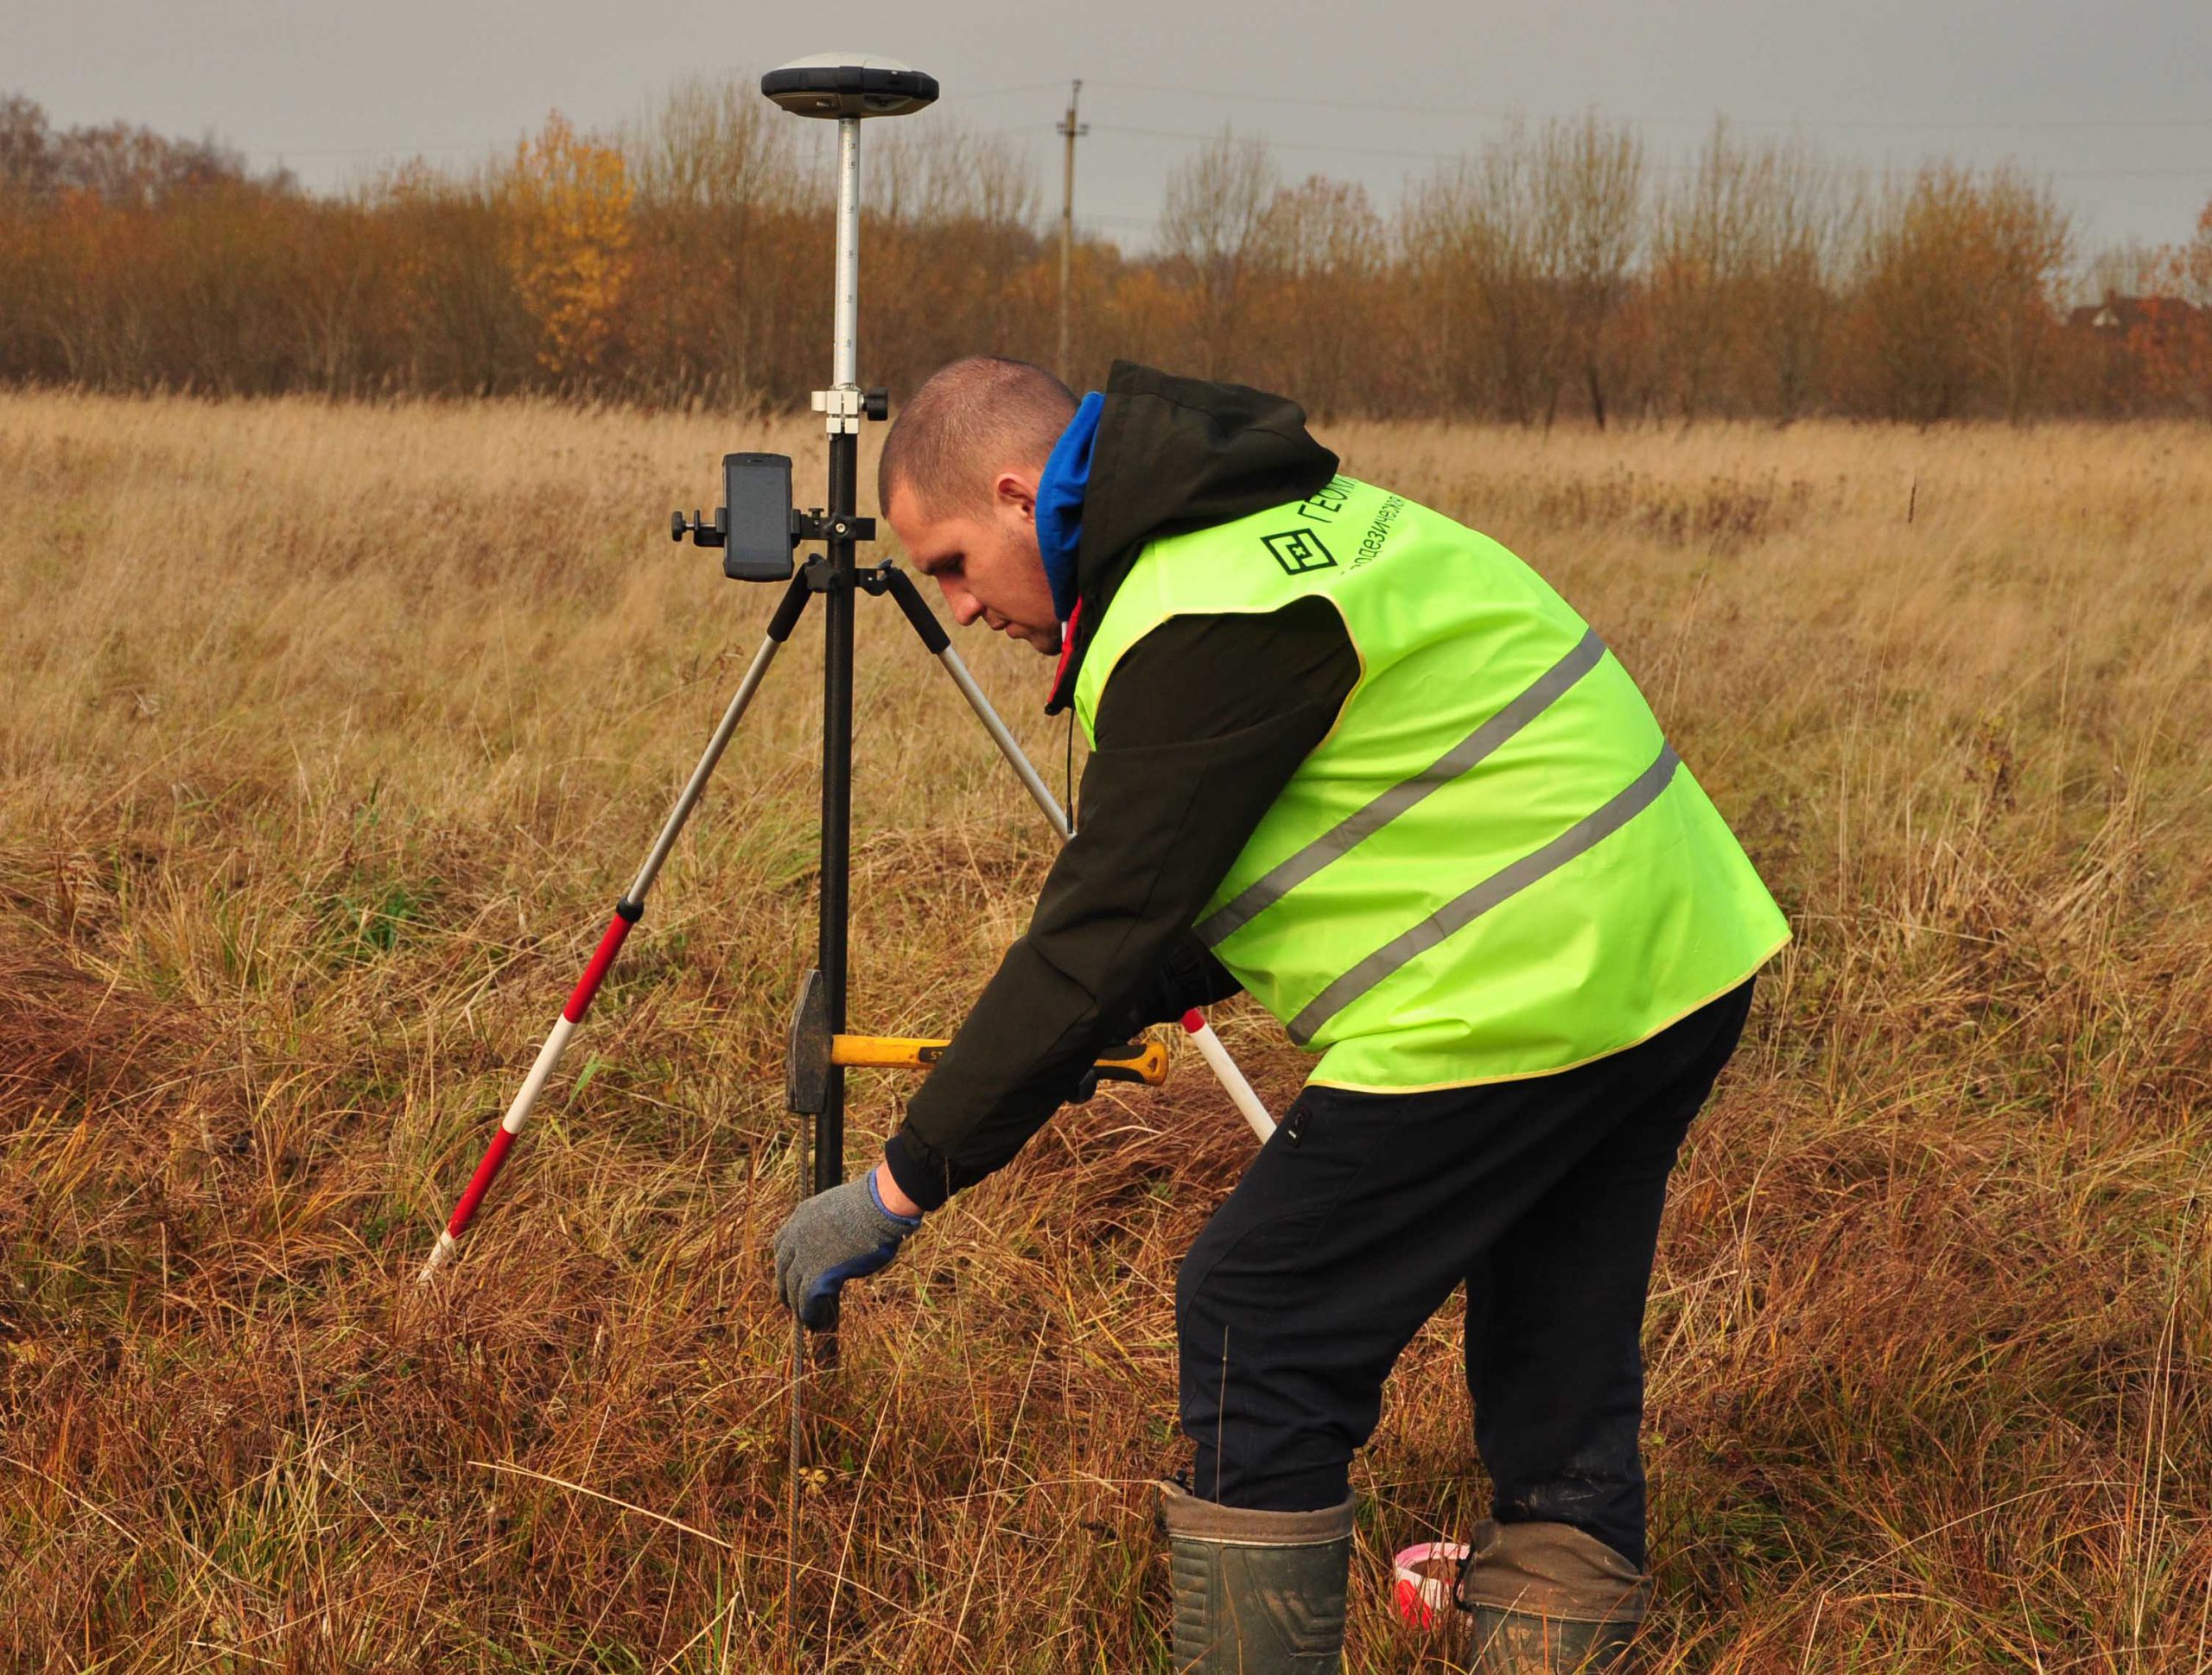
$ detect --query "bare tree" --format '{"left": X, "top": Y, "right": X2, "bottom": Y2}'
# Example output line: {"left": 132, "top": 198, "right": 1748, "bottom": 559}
{"left": 864, "top": 119, "right": 1044, "bottom": 387}
{"left": 1854, "top": 162, "right": 2070, "bottom": 422}
{"left": 2081, "top": 239, "right": 2159, "bottom": 309}
{"left": 626, "top": 76, "right": 797, "bottom": 214}
{"left": 1753, "top": 146, "right": 1856, "bottom": 423}
{"left": 620, "top": 78, "right": 805, "bottom": 402}
{"left": 1257, "top": 174, "right": 1384, "bottom": 415}
{"left": 1970, "top": 167, "right": 2073, "bottom": 420}
{"left": 1650, "top": 120, "right": 1767, "bottom": 422}
{"left": 1530, "top": 113, "right": 1646, "bottom": 428}
{"left": 0, "top": 94, "right": 54, "bottom": 200}
{"left": 1159, "top": 129, "right": 1280, "bottom": 378}
{"left": 1398, "top": 159, "right": 1484, "bottom": 416}
{"left": 49, "top": 121, "right": 266, "bottom": 206}
{"left": 1402, "top": 124, "right": 1552, "bottom": 423}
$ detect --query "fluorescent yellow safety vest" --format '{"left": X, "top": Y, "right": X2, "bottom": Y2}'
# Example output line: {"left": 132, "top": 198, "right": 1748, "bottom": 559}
{"left": 1073, "top": 474, "right": 1789, "bottom": 1091}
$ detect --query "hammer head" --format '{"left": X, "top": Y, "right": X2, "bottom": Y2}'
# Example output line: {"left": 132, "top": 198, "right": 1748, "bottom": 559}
{"left": 785, "top": 968, "right": 831, "bottom": 1115}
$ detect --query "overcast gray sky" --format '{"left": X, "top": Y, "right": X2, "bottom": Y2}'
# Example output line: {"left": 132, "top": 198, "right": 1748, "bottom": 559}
{"left": 6, "top": 0, "right": 2208, "bottom": 259}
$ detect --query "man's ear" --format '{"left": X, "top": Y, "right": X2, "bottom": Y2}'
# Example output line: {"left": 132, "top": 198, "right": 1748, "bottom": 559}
{"left": 992, "top": 468, "right": 1039, "bottom": 525}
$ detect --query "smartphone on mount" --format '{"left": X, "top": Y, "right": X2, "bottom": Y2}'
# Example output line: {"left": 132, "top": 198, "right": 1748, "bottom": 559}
{"left": 720, "top": 453, "right": 795, "bottom": 582}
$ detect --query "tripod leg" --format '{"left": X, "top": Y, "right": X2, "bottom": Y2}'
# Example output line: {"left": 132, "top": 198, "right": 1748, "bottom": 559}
{"left": 880, "top": 566, "right": 1275, "bottom": 1139}
{"left": 880, "top": 565, "right": 1071, "bottom": 839}
{"left": 419, "top": 575, "right": 812, "bottom": 1282}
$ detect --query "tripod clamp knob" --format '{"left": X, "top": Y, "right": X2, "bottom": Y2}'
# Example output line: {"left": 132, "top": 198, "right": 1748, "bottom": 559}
{"left": 671, "top": 509, "right": 723, "bottom": 547}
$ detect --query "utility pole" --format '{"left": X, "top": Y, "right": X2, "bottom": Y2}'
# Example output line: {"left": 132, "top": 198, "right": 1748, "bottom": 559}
{"left": 1057, "top": 79, "right": 1087, "bottom": 381}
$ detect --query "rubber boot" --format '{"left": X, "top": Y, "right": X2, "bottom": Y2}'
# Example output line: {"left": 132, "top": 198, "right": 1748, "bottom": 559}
{"left": 1156, "top": 1480, "right": 1357, "bottom": 1673}
{"left": 1454, "top": 1519, "right": 1652, "bottom": 1674}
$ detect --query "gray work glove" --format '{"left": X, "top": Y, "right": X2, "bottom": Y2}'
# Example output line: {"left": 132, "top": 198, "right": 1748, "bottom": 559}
{"left": 772, "top": 1172, "right": 923, "bottom": 1329}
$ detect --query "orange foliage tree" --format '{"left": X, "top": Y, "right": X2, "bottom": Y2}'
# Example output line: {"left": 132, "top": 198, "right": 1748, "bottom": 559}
{"left": 1849, "top": 164, "right": 2071, "bottom": 422}
{"left": 2136, "top": 201, "right": 2212, "bottom": 417}
{"left": 505, "top": 113, "right": 634, "bottom": 379}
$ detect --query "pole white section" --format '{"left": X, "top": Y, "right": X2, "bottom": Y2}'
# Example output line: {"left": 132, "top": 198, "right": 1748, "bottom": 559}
{"left": 419, "top": 1230, "right": 458, "bottom": 1279}
{"left": 831, "top": 117, "right": 861, "bottom": 390}
{"left": 1187, "top": 1018, "right": 1277, "bottom": 1143}
{"left": 933, "top": 647, "right": 1071, "bottom": 840}
{"left": 626, "top": 632, "right": 785, "bottom": 904}
{"left": 502, "top": 1015, "right": 579, "bottom": 1135}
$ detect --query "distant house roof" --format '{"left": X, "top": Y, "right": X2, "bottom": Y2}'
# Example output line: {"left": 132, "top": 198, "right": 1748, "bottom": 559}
{"left": 2069, "top": 292, "right": 2200, "bottom": 333}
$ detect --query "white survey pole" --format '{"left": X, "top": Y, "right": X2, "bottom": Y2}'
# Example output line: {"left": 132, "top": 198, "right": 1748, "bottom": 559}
{"left": 832, "top": 117, "right": 861, "bottom": 391}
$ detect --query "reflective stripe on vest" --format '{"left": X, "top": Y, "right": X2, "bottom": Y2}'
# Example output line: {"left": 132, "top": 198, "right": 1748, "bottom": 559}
{"left": 1196, "top": 625, "right": 1610, "bottom": 949}
{"left": 1286, "top": 744, "right": 1680, "bottom": 1044}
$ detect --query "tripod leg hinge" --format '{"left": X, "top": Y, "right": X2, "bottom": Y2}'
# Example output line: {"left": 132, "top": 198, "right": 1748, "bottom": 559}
{"left": 766, "top": 570, "right": 812, "bottom": 642}
{"left": 882, "top": 563, "right": 951, "bottom": 654}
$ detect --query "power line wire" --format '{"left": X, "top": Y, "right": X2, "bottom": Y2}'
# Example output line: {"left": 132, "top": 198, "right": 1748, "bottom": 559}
{"left": 232, "top": 81, "right": 1067, "bottom": 162}
{"left": 1081, "top": 120, "right": 2212, "bottom": 181}
{"left": 956, "top": 80, "right": 1071, "bottom": 100}
{"left": 1089, "top": 121, "right": 1460, "bottom": 163}
{"left": 1087, "top": 77, "right": 2212, "bottom": 132}
{"left": 232, "top": 88, "right": 2212, "bottom": 194}
{"left": 243, "top": 140, "right": 499, "bottom": 160}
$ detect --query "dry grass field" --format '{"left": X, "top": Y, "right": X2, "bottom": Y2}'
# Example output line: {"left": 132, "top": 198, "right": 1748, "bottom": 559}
{"left": 2, "top": 390, "right": 2208, "bottom": 1671}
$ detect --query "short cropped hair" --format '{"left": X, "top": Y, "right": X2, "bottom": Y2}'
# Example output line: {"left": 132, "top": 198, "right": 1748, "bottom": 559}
{"left": 877, "top": 355, "right": 1077, "bottom": 519}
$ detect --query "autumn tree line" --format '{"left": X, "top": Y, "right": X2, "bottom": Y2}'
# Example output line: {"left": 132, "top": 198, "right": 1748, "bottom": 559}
{"left": 3, "top": 81, "right": 2209, "bottom": 422}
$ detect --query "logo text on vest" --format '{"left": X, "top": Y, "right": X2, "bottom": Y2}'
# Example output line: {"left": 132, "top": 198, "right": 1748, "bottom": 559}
{"left": 1262, "top": 529, "right": 1337, "bottom": 574}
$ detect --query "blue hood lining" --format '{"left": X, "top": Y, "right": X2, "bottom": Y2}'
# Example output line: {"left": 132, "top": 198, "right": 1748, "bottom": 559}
{"left": 1035, "top": 391, "right": 1103, "bottom": 623}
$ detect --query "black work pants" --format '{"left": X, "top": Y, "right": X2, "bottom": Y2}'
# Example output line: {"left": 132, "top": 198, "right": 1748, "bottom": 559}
{"left": 1176, "top": 980, "right": 1753, "bottom": 1568}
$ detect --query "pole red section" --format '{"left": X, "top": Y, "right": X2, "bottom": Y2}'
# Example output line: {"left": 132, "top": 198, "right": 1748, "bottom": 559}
{"left": 1181, "top": 1009, "right": 1205, "bottom": 1033}
{"left": 563, "top": 914, "right": 635, "bottom": 1023}
{"left": 445, "top": 1126, "right": 518, "bottom": 1237}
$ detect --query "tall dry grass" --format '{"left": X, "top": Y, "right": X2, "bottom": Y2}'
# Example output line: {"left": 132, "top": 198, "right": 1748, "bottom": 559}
{"left": 1, "top": 391, "right": 2208, "bottom": 1670}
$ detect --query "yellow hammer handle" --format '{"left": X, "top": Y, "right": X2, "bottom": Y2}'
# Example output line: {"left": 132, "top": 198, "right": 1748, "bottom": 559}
{"left": 830, "top": 1033, "right": 1169, "bottom": 1087}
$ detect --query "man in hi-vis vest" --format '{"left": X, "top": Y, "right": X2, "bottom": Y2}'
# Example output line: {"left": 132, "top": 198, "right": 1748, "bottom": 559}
{"left": 772, "top": 357, "right": 1789, "bottom": 1674}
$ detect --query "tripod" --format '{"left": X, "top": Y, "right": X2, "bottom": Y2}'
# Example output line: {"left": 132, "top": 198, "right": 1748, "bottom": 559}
{"left": 417, "top": 57, "right": 1271, "bottom": 1302}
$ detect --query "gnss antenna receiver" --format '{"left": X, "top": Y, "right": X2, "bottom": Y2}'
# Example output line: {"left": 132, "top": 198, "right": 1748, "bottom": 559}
{"left": 417, "top": 57, "right": 1273, "bottom": 1351}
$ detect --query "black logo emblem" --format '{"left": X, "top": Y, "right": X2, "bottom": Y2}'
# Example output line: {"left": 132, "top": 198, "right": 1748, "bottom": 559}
{"left": 1262, "top": 529, "right": 1337, "bottom": 574}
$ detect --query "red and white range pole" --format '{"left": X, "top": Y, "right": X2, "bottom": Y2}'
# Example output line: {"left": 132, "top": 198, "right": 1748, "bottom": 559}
{"left": 416, "top": 905, "right": 637, "bottom": 1280}
{"left": 418, "top": 576, "right": 809, "bottom": 1283}
{"left": 1182, "top": 1010, "right": 1275, "bottom": 1142}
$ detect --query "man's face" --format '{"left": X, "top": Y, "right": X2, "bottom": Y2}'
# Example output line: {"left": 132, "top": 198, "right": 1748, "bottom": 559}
{"left": 887, "top": 468, "right": 1063, "bottom": 656}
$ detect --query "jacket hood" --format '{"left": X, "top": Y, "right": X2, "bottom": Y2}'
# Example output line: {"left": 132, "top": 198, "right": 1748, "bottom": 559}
{"left": 1045, "top": 360, "right": 1338, "bottom": 713}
